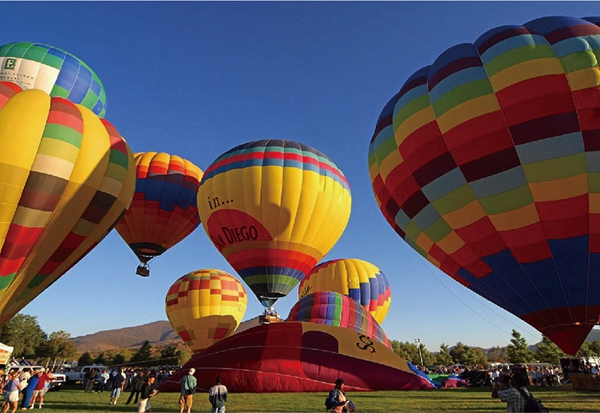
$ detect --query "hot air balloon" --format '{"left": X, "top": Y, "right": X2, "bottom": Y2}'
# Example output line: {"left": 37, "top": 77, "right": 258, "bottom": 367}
{"left": 0, "top": 42, "right": 107, "bottom": 116}
{"left": 299, "top": 258, "right": 392, "bottom": 324}
{"left": 288, "top": 291, "right": 390, "bottom": 348}
{"left": 165, "top": 269, "right": 247, "bottom": 353}
{"left": 197, "top": 140, "right": 352, "bottom": 308}
{"left": 159, "top": 322, "right": 434, "bottom": 393}
{"left": 368, "top": 15, "right": 600, "bottom": 354}
{"left": 0, "top": 83, "right": 135, "bottom": 326}
{"left": 115, "top": 152, "right": 203, "bottom": 277}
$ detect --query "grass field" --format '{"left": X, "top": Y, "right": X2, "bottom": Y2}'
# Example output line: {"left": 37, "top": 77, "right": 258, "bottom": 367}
{"left": 16, "top": 384, "right": 599, "bottom": 412}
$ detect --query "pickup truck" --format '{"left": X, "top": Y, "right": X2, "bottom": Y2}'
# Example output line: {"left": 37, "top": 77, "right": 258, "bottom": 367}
{"left": 63, "top": 365, "right": 108, "bottom": 384}
{"left": 4, "top": 365, "right": 67, "bottom": 391}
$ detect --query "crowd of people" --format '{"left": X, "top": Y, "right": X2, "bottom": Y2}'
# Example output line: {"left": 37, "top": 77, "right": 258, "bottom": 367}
{"left": 0, "top": 367, "right": 56, "bottom": 412}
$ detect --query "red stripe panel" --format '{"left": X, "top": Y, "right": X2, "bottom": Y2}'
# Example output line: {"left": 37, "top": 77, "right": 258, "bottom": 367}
{"left": 227, "top": 248, "right": 317, "bottom": 273}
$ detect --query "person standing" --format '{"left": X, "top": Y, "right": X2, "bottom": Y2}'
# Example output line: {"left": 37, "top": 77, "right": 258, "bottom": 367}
{"left": 137, "top": 375, "right": 158, "bottom": 413}
{"left": 109, "top": 368, "right": 126, "bottom": 405}
{"left": 126, "top": 371, "right": 145, "bottom": 405}
{"left": 2, "top": 371, "right": 20, "bottom": 413}
{"left": 30, "top": 368, "right": 55, "bottom": 409}
{"left": 208, "top": 376, "right": 227, "bottom": 413}
{"left": 20, "top": 369, "right": 39, "bottom": 409}
{"left": 179, "top": 368, "right": 197, "bottom": 413}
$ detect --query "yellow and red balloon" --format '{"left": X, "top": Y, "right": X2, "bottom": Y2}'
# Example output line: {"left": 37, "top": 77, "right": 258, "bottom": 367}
{"left": 197, "top": 140, "right": 352, "bottom": 308}
{"left": 165, "top": 268, "right": 247, "bottom": 353}
{"left": 0, "top": 83, "right": 135, "bottom": 326}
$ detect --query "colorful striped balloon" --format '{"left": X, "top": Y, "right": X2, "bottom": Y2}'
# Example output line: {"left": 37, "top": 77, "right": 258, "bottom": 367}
{"left": 0, "top": 42, "right": 107, "bottom": 117}
{"left": 115, "top": 152, "right": 203, "bottom": 271}
{"left": 287, "top": 291, "right": 390, "bottom": 348}
{"left": 197, "top": 140, "right": 352, "bottom": 308}
{"left": 299, "top": 258, "right": 392, "bottom": 324}
{"left": 165, "top": 269, "right": 247, "bottom": 353}
{"left": 369, "top": 16, "right": 600, "bottom": 354}
{"left": 0, "top": 83, "right": 135, "bottom": 326}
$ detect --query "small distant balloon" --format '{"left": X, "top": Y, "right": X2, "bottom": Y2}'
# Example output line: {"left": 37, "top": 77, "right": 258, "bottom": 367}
{"left": 165, "top": 269, "right": 248, "bottom": 353}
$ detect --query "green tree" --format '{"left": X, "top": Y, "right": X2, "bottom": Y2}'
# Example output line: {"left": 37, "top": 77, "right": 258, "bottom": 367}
{"left": 507, "top": 330, "right": 536, "bottom": 363}
{"left": 449, "top": 342, "right": 477, "bottom": 365}
{"left": 435, "top": 343, "right": 453, "bottom": 366}
{"left": 588, "top": 341, "right": 600, "bottom": 357}
{"left": 487, "top": 346, "right": 509, "bottom": 363}
{"left": 36, "top": 330, "right": 78, "bottom": 361}
{"left": 78, "top": 352, "right": 93, "bottom": 367}
{"left": 159, "top": 345, "right": 191, "bottom": 366}
{"left": 0, "top": 314, "right": 46, "bottom": 358}
{"left": 130, "top": 340, "right": 154, "bottom": 365}
{"left": 93, "top": 353, "right": 107, "bottom": 365}
{"left": 472, "top": 347, "right": 488, "bottom": 366}
{"left": 108, "top": 348, "right": 132, "bottom": 366}
{"left": 535, "top": 336, "right": 565, "bottom": 363}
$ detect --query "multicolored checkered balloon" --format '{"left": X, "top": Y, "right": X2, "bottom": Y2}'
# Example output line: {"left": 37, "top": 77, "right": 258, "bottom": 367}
{"left": 166, "top": 269, "right": 248, "bottom": 353}
{"left": 369, "top": 16, "right": 600, "bottom": 354}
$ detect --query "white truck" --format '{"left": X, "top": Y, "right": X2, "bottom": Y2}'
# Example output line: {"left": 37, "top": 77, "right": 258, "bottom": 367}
{"left": 63, "top": 365, "right": 107, "bottom": 384}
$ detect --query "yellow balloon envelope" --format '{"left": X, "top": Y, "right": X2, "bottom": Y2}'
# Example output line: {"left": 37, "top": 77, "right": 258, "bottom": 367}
{"left": 0, "top": 82, "right": 135, "bottom": 325}
{"left": 197, "top": 140, "right": 352, "bottom": 307}
{"left": 299, "top": 258, "right": 392, "bottom": 324}
{"left": 165, "top": 268, "right": 248, "bottom": 353}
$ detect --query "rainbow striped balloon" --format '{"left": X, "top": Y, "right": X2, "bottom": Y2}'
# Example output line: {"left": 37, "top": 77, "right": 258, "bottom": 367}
{"left": 369, "top": 16, "right": 600, "bottom": 354}
{"left": 165, "top": 269, "right": 247, "bottom": 353}
{"left": 0, "top": 83, "right": 135, "bottom": 326}
{"left": 299, "top": 258, "right": 392, "bottom": 324}
{"left": 287, "top": 291, "right": 390, "bottom": 348}
{"left": 198, "top": 140, "right": 351, "bottom": 308}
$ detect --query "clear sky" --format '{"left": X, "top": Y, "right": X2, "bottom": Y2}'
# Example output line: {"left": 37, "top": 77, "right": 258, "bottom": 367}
{"left": 7, "top": 1, "right": 600, "bottom": 352}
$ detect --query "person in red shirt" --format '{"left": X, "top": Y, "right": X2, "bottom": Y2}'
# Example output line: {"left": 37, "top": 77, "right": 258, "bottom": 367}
{"left": 30, "top": 368, "right": 55, "bottom": 409}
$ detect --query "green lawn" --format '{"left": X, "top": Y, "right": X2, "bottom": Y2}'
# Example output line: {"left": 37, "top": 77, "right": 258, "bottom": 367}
{"left": 24, "top": 384, "right": 600, "bottom": 412}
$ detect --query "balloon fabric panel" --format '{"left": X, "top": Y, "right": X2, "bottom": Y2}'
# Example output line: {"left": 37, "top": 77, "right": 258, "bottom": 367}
{"left": 0, "top": 42, "right": 107, "bottom": 117}
{"left": 0, "top": 87, "right": 135, "bottom": 325}
{"left": 198, "top": 140, "right": 351, "bottom": 307}
{"left": 369, "top": 16, "right": 600, "bottom": 354}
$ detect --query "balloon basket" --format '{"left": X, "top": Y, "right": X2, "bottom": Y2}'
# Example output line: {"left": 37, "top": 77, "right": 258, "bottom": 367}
{"left": 136, "top": 264, "right": 150, "bottom": 277}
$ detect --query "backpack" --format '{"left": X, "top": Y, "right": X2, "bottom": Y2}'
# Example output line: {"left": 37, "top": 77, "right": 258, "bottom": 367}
{"left": 325, "top": 389, "right": 337, "bottom": 410}
{"left": 325, "top": 397, "right": 333, "bottom": 410}
{"left": 516, "top": 387, "right": 549, "bottom": 413}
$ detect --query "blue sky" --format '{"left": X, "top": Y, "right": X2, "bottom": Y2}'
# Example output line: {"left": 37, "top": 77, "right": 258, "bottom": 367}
{"left": 8, "top": 1, "right": 600, "bottom": 352}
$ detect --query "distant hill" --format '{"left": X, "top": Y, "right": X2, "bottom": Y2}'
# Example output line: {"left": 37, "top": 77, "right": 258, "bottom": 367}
{"left": 71, "top": 320, "right": 180, "bottom": 353}
{"left": 71, "top": 320, "right": 600, "bottom": 354}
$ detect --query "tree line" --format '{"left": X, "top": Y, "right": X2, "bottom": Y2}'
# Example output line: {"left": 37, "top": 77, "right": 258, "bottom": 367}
{"left": 391, "top": 330, "right": 600, "bottom": 367}
{"left": 0, "top": 314, "right": 191, "bottom": 368}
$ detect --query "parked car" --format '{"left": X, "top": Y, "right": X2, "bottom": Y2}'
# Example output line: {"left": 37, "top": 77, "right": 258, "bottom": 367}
{"left": 62, "top": 365, "right": 107, "bottom": 384}
{"left": 3, "top": 365, "right": 67, "bottom": 391}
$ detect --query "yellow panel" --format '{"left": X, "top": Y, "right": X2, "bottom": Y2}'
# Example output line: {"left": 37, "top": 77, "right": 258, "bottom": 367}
{"left": 590, "top": 193, "right": 600, "bottom": 214}
{"left": 378, "top": 152, "right": 403, "bottom": 182}
{"left": 436, "top": 231, "right": 465, "bottom": 255}
{"left": 443, "top": 200, "right": 487, "bottom": 228}
{"left": 488, "top": 203, "right": 540, "bottom": 231}
{"left": 394, "top": 106, "right": 436, "bottom": 145}
{"left": 529, "top": 174, "right": 587, "bottom": 202}
{"left": 489, "top": 58, "right": 564, "bottom": 91}
{"left": 567, "top": 67, "right": 600, "bottom": 91}
{"left": 415, "top": 232, "right": 434, "bottom": 253}
{"left": 436, "top": 94, "right": 500, "bottom": 133}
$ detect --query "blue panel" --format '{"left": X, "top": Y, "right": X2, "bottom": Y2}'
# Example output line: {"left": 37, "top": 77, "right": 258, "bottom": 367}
{"left": 550, "top": 237, "right": 589, "bottom": 307}
{"left": 525, "top": 16, "right": 588, "bottom": 35}
{"left": 474, "top": 24, "right": 522, "bottom": 49}
{"left": 68, "top": 66, "right": 92, "bottom": 102}
{"left": 55, "top": 54, "right": 80, "bottom": 90}
{"left": 358, "top": 283, "right": 370, "bottom": 306}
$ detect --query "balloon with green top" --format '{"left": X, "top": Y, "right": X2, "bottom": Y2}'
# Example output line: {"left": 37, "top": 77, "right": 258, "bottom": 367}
{"left": 0, "top": 42, "right": 107, "bottom": 117}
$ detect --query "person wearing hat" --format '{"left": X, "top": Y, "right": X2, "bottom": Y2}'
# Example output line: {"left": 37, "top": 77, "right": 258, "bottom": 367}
{"left": 178, "top": 368, "right": 197, "bottom": 413}
{"left": 327, "top": 378, "right": 354, "bottom": 413}
{"left": 30, "top": 367, "right": 55, "bottom": 409}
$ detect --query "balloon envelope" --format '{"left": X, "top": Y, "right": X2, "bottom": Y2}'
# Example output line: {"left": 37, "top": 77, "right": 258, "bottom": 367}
{"left": 159, "top": 322, "right": 434, "bottom": 392}
{"left": 115, "top": 152, "right": 203, "bottom": 268}
{"left": 299, "top": 258, "right": 392, "bottom": 324}
{"left": 287, "top": 291, "right": 390, "bottom": 348}
{"left": 369, "top": 16, "right": 600, "bottom": 354}
{"left": 0, "top": 42, "right": 107, "bottom": 116}
{"left": 165, "top": 269, "right": 248, "bottom": 353}
{"left": 197, "top": 139, "right": 351, "bottom": 307}
{"left": 0, "top": 83, "right": 135, "bottom": 325}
